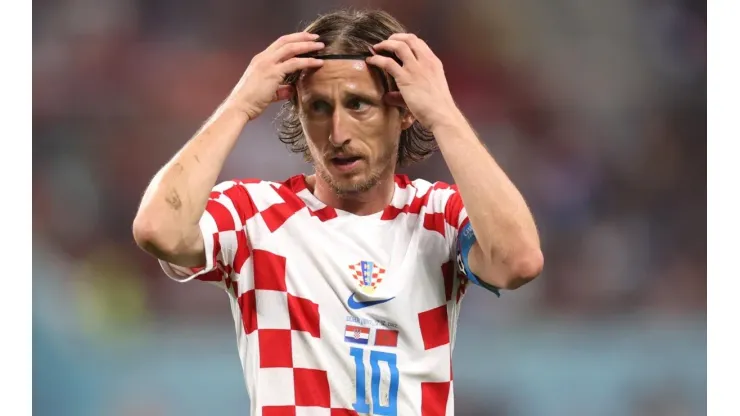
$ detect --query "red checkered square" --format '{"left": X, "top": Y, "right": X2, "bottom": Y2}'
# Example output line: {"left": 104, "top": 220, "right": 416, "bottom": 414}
{"left": 421, "top": 381, "right": 451, "bottom": 416}
{"left": 238, "top": 289, "right": 257, "bottom": 334}
{"left": 263, "top": 406, "right": 296, "bottom": 416}
{"left": 288, "top": 294, "right": 321, "bottom": 338}
{"left": 233, "top": 229, "right": 250, "bottom": 274}
{"left": 294, "top": 368, "right": 330, "bottom": 407}
{"left": 206, "top": 199, "right": 235, "bottom": 231}
{"left": 260, "top": 184, "right": 307, "bottom": 232}
{"left": 418, "top": 305, "right": 450, "bottom": 350}
{"left": 330, "top": 410, "right": 359, "bottom": 416}
{"left": 223, "top": 181, "right": 259, "bottom": 224}
{"left": 259, "top": 329, "right": 293, "bottom": 368}
{"left": 254, "top": 249, "right": 287, "bottom": 292}
{"left": 423, "top": 212, "right": 446, "bottom": 238}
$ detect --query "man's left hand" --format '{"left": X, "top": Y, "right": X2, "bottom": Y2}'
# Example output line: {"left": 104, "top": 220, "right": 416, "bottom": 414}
{"left": 367, "top": 33, "right": 459, "bottom": 131}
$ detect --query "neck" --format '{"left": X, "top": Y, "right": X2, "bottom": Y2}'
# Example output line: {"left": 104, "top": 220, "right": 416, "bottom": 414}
{"left": 308, "top": 171, "right": 396, "bottom": 216}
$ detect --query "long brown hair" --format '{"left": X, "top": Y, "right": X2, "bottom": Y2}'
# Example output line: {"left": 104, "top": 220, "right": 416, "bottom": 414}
{"left": 276, "top": 9, "right": 437, "bottom": 167}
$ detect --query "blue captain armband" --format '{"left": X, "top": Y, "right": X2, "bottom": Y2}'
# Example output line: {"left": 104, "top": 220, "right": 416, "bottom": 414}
{"left": 457, "top": 220, "right": 501, "bottom": 297}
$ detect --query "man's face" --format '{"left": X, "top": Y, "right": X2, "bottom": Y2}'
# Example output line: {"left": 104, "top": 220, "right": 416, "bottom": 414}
{"left": 297, "top": 60, "right": 410, "bottom": 195}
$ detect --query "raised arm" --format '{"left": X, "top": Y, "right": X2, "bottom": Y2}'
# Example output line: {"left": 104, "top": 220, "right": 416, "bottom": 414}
{"left": 132, "top": 32, "right": 325, "bottom": 268}
{"left": 369, "top": 33, "right": 543, "bottom": 290}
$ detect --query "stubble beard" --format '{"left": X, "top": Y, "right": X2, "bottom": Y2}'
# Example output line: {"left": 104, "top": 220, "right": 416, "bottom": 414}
{"left": 314, "top": 146, "right": 396, "bottom": 197}
{"left": 315, "top": 162, "right": 383, "bottom": 196}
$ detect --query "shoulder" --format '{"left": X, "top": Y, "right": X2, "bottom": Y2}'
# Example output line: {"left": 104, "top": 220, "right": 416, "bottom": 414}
{"left": 394, "top": 175, "right": 458, "bottom": 202}
{"left": 396, "top": 175, "right": 464, "bottom": 228}
{"left": 208, "top": 175, "right": 308, "bottom": 220}
{"left": 211, "top": 175, "right": 337, "bottom": 231}
{"left": 211, "top": 175, "right": 307, "bottom": 200}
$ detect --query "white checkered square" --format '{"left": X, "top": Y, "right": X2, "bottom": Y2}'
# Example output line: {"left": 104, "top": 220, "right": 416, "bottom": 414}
{"left": 291, "top": 331, "right": 325, "bottom": 370}
{"left": 199, "top": 209, "right": 219, "bottom": 235}
{"left": 234, "top": 249, "right": 255, "bottom": 294}
{"left": 407, "top": 341, "right": 451, "bottom": 382}
{"left": 245, "top": 182, "right": 285, "bottom": 212}
{"left": 217, "top": 229, "right": 238, "bottom": 262}
{"left": 295, "top": 407, "right": 332, "bottom": 416}
{"left": 255, "top": 290, "right": 291, "bottom": 330}
{"left": 328, "top": 364, "right": 358, "bottom": 409}
{"left": 254, "top": 367, "right": 295, "bottom": 406}
{"left": 296, "top": 188, "right": 327, "bottom": 211}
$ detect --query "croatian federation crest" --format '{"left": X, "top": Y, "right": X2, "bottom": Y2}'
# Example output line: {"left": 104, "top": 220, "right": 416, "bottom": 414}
{"left": 348, "top": 261, "right": 386, "bottom": 294}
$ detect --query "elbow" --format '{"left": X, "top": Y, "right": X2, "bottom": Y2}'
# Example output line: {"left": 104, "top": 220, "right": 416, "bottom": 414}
{"left": 499, "top": 249, "right": 544, "bottom": 290}
{"left": 132, "top": 214, "right": 157, "bottom": 252}
{"left": 132, "top": 213, "right": 176, "bottom": 257}
{"left": 132, "top": 212, "right": 202, "bottom": 268}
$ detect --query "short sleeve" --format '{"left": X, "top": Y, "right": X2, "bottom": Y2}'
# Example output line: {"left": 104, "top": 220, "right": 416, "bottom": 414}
{"left": 431, "top": 183, "right": 500, "bottom": 296}
{"left": 426, "top": 183, "right": 467, "bottom": 255}
{"left": 159, "top": 180, "right": 255, "bottom": 290}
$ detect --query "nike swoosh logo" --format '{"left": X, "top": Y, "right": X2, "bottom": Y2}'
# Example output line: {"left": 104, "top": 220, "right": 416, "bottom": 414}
{"left": 347, "top": 293, "right": 395, "bottom": 310}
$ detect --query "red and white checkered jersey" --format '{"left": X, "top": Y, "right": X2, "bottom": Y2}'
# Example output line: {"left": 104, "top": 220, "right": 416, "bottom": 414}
{"left": 160, "top": 174, "right": 486, "bottom": 416}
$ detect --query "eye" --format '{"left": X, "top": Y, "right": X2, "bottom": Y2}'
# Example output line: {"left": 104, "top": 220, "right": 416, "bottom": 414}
{"left": 310, "top": 100, "right": 331, "bottom": 114}
{"left": 347, "top": 98, "right": 369, "bottom": 111}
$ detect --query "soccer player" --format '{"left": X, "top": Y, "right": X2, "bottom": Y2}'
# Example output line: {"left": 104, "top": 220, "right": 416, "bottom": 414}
{"left": 133, "top": 9, "right": 543, "bottom": 416}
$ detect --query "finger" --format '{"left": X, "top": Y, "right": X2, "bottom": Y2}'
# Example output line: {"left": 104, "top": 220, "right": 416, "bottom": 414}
{"left": 273, "top": 85, "right": 295, "bottom": 102}
{"left": 274, "top": 41, "right": 325, "bottom": 63}
{"left": 365, "top": 55, "right": 405, "bottom": 79}
{"left": 383, "top": 91, "right": 406, "bottom": 109}
{"left": 280, "top": 57, "right": 324, "bottom": 74}
{"left": 373, "top": 39, "right": 417, "bottom": 66}
{"left": 389, "top": 33, "right": 435, "bottom": 61}
{"left": 268, "top": 32, "right": 320, "bottom": 52}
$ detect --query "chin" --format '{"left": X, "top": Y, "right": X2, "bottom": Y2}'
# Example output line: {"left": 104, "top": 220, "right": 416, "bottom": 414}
{"left": 321, "top": 168, "right": 380, "bottom": 195}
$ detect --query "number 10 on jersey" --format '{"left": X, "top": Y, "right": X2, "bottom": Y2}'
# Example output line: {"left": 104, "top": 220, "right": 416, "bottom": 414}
{"left": 350, "top": 347, "right": 399, "bottom": 415}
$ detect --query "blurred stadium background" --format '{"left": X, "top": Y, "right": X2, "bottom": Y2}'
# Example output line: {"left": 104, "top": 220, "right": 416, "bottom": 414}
{"left": 32, "top": 0, "right": 706, "bottom": 415}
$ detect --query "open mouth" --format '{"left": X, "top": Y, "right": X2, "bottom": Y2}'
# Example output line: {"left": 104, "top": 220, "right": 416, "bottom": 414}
{"left": 330, "top": 156, "right": 363, "bottom": 171}
{"left": 331, "top": 156, "right": 362, "bottom": 166}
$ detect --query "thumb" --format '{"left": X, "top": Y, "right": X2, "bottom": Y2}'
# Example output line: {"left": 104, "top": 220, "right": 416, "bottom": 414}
{"left": 383, "top": 91, "right": 406, "bottom": 109}
{"left": 273, "top": 85, "right": 295, "bottom": 102}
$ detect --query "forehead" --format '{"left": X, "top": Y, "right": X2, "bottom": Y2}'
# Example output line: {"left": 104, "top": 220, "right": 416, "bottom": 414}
{"left": 297, "top": 60, "right": 383, "bottom": 96}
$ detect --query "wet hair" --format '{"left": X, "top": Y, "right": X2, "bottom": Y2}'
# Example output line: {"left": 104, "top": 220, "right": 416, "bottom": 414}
{"left": 276, "top": 9, "right": 438, "bottom": 167}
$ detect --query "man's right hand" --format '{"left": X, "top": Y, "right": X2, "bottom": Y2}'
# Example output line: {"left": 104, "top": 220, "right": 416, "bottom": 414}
{"left": 227, "top": 32, "right": 325, "bottom": 120}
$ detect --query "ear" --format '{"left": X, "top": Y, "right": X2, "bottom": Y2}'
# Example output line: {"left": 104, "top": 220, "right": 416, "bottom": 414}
{"left": 384, "top": 91, "right": 415, "bottom": 130}
{"left": 273, "top": 85, "right": 295, "bottom": 102}
{"left": 400, "top": 107, "right": 415, "bottom": 130}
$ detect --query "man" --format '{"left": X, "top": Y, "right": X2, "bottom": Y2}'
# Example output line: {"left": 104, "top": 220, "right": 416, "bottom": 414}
{"left": 133, "top": 9, "right": 542, "bottom": 416}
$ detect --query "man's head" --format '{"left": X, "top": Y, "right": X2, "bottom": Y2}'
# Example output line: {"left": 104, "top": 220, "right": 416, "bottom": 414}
{"left": 278, "top": 9, "right": 437, "bottom": 195}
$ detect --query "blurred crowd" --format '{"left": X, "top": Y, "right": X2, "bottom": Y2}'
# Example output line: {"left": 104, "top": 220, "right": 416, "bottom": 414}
{"left": 33, "top": 0, "right": 706, "bottom": 415}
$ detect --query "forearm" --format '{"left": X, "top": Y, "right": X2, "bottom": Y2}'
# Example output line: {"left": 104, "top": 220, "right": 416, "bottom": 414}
{"left": 433, "top": 110, "right": 541, "bottom": 277}
{"left": 133, "top": 103, "right": 249, "bottom": 253}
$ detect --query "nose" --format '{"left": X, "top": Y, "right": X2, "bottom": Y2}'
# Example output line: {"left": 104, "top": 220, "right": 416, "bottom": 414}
{"left": 329, "top": 108, "right": 351, "bottom": 148}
